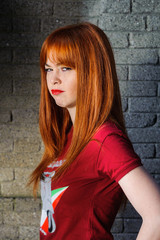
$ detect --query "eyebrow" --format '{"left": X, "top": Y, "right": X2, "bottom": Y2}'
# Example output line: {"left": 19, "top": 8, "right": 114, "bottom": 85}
{"left": 45, "top": 63, "right": 51, "bottom": 67}
{"left": 45, "top": 63, "right": 62, "bottom": 67}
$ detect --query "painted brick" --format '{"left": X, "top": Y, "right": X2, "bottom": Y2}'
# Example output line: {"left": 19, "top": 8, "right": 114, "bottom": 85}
{"left": 19, "top": 226, "right": 40, "bottom": 239}
{"left": 0, "top": 111, "right": 11, "bottom": 123}
{"left": 42, "top": 17, "right": 80, "bottom": 33}
{"left": 54, "top": 0, "right": 130, "bottom": 17}
{"left": 0, "top": 49, "right": 12, "bottom": 63}
{"left": 124, "top": 113, "right": 157, "bottom": 128}
{"left": 0, "top": 78, "right": 12, "bottom": 95}
{"left": 156, "top": 144, "right": 160, "bottom": 157}
{"left": 10, "top": 123, "right": 40, "bottom": 138}
{"left": 0, "top": 225, "right": 19, "bottom": 240}
{"left": 147, "top": 15, "right": 160, "bottom": 31}
{"left": 99, "top": 14, "right": 145, "bottom": 31}
{"left": 0, "top": 66, "right": 12, "bottom": 82}
{"left": 111, "top": 219, "right": 123, "bottom": 233}
{"left": 41, "top": 141, "right": 45, "bottom": 153}
{"left": 14, "top": 198, "right": 41, "bottom": 212}
{"left": 13, "top": 0, "right": 54, "bottom": 16}
{"left": 14, "top": 168, "right": 32, "bottom": 181}
{"left": 0, "top": 17, "right": 12, "bottom": 32}
{"left": 0, "top": 212, "right": 2, "bottom": 224}
{"left": 124, "top": 219, "right": 142, "bottom": 233}
{"left": 132, "top": 0, "right": 155, "bottom": 13}
{"left": 142, "top": 159, "right": 160, "bottom": 174}
{"left": 117, "top": 202, "right": 140, "bottom": 218}
{"left": 122, "top": 98, "right": 128, "bottom": 112}
{"left": 0, "top": 168, "right": 14, "bottom": 181}
{"left": 0, "top": 124, "right": 11, "bottom": 141}
{"left": 13, "top": 48, "right": 40, "bottom": 64}
{"left": 0, "top": 139, "right": 13, "bottom": 153}
{"left": 0, "top": 33, "right": 44, "bottom": 48}
{"left": 158, "top": 82, "right": 160, "bottom": 96}
{"left": 114, "top": 49, "right": 158, "bottom": 65}
{"left": 133, "top": 143, "right": 155, "bottom": 158}
{"left": 129, "top": 97, "right": 160, "bottom": 113}
{"left": 0, "top": 65, "right": 40, "bottom": 79}
{"left": 127, "top": 128, "right": 160, "bottom": 143}
{"left": 106, "top": 32, "right": 129, "bottom": 48}
{"left": 101, "top": 0, "right": 130, "bottom": 13}
{"left": 76, "top": 18, "right": 98, "bottom": 26}
{"left": 54, "top": 0, "right": 102, "bottom": 17}
{"left": 1, "top": 173, "right": 33, "bottom": 197}
{"left": 154, "top": 0, "right": 160, "bottom": 12}
{"left": 113, "top": 233, "right": 137, "bottom": 240}
{"left": 116, "top": 66, "right": 128, "bottom": 81}
{"left": 12, "top": 65, "right": 41, "bottom": 79}
{"left": 0, "top": 152, "right": 41, "bottom": 168}
{"left": 130, "top": 32, "right": 160, "bottom": 48}
{"left": 129, "top": 65, "right": 160, "bottom": 81}
{"left": 13, "top": 78, "right": 41, "bottom": 95}
{"left": 154, "top": 175, "right": 160, "bottom": 186}
{"left": 0, "top": 96, "right": 39, "bottom": 110}
{"left": 12, "top": 109, "right": 39, "bottom": 123}
{"left": 120, "top": 81, "right": 157, "bottom": 97}
{"left": 0, "top": 123, "right": 40, "bottom": 140}
{"left": 13, "top": 17, "right": 41, "bottom": 32}
{"left": 0, "top": 198, "right": 13, "bottom": 211}
{"left": 0, "top": 0, "right": 12, "bottom": 16}
{"left": 157, "top": 114, "right": 160, "bottom": 127}
{"left": 4, "top": 211, "right": 40, "bottom": 226}
{"left": 14, "top": 137, "right": 41, "bottom": 153}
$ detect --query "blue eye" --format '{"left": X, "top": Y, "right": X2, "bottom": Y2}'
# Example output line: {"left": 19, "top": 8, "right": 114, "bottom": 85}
{"left": 62, "top": 67, "right": 72, "bottom": 71}
{"left": 44, "top": 68, "right": 52, "bottom": 72}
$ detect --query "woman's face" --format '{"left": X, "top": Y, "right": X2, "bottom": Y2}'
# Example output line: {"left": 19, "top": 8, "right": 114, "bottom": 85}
{"left": 45, "top": 57, "right": 77, "bottom": 112}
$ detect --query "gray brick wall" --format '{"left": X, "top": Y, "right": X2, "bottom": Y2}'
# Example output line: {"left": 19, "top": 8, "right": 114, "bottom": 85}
{"left": 0, "top": 0, "right": 160, "bottom": 239}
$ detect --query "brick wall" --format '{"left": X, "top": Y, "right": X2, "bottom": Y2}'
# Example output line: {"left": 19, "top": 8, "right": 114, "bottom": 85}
{"left": 0, "top": 0, "right": 160, "bottom": 239}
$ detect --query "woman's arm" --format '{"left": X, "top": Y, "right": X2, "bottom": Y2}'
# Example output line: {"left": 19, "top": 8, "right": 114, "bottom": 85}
{"left": 118, "top": 166, "right": 160, "bottom": 240}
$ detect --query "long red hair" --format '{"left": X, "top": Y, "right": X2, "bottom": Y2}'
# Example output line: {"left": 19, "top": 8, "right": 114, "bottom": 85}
{"left": 29, "top": 22, "right": 126, "bottom": 195}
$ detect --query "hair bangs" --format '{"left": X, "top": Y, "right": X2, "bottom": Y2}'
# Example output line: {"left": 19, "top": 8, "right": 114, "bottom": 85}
{"left": 44, "top": 33, "right": 78, "bottom": 69}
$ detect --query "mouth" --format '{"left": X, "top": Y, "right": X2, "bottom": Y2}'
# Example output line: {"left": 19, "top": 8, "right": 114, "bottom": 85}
{"left": 51, "top": 89, "right": 64, "bottom": 95}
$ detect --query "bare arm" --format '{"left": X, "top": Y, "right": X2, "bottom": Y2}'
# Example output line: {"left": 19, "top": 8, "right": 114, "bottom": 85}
{"left": 119, "top": 166, "right": 160, "bottom": 240}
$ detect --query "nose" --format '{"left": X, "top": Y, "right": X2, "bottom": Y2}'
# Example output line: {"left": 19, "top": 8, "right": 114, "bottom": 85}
{"left": 50, "top": 70, "right": 61, "bottom": 85}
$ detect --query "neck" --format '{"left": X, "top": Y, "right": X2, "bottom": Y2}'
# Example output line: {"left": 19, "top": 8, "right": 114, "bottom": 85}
{"left": 67, "top": 107, "right": 76, "bottom": 125}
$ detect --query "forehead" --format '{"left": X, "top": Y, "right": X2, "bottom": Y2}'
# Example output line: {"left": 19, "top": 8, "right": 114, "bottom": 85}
{"left": 46, "top": 50, "right": 58, "bottom": 63}
{"left": 45, "top": 56, "right": 57, "bottom": 65}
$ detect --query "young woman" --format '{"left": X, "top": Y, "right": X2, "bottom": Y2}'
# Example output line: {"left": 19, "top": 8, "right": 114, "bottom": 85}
{"left": 29, "top": 22, "right": 160, "bottom": 240}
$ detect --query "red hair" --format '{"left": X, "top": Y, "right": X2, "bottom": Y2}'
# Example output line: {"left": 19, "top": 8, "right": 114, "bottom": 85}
{"left": 29, "top": 22, "right": 126, "bottom": 195}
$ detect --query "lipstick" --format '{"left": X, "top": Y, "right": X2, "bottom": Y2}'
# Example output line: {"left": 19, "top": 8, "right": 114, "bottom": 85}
{"left": 51, "top": 89, "right": 64, "bottom": 95}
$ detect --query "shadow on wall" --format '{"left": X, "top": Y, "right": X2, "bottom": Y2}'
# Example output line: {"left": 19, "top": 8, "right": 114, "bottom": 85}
{"left": 0, "top": 0, "right": 102, "bottom": 200}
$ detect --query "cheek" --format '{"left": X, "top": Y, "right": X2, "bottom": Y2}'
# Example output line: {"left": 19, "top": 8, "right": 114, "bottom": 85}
{"left": 70, "top": 76, "right": 77, "bottom": 95}
{"left": 70, "top": 83, "right": 77, "bottom": 98}
{"left": 46, "top": 78, "right": 50, "bottom": 91}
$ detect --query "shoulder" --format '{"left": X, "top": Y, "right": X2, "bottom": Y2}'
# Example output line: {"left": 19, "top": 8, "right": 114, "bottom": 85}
{"left": 93, "top": 120, "right": 126, "bottom": 143}
{"left": 96, "top": 121, "right": 142, "bottom": 181}
{"left": 96, "top": 121, "right": 136, "bottom": 159}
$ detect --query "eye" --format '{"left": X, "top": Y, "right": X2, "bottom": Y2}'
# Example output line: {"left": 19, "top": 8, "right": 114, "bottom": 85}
{"left": 61, "top": 67, "right": 72, "bottom": 71}
{"left": 44, "top": 68, "right": 53, "bottom": 72}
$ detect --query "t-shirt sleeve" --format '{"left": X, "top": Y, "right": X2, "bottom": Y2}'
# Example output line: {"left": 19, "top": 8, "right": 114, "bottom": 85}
{"left": 97, "top": 133, "right": 142, "bottom": 182}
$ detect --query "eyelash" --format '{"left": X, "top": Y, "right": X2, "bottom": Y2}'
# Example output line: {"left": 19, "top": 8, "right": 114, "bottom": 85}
{"left": 62, "top": 67, "right": 72, "bottom": 71}
{"left": 44, "top": 67, "right": 72, "bottom": 72}
{"left": 44, "top": 68, "right": 52, "bottom": 72}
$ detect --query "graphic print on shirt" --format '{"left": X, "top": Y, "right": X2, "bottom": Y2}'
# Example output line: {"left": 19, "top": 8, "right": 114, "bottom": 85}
{"left": 40, "top": 186, "right": 69, "bottom": 235}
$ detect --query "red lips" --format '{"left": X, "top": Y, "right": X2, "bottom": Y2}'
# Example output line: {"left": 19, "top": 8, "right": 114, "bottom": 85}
{"left": 51, "top": 89, "right": 64, "bottom": 95}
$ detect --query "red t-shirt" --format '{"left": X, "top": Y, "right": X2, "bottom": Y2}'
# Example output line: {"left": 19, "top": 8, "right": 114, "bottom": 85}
{"left": 40, "top": 121, "right": 142, "bottom": 240}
